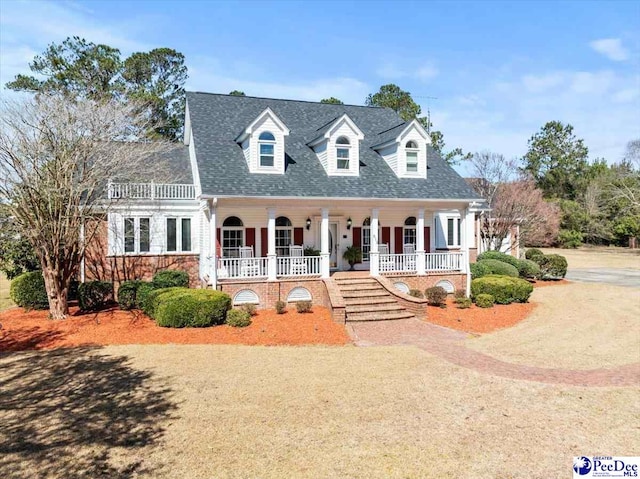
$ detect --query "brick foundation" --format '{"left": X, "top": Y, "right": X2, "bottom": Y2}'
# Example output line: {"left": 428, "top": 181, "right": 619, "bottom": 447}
{"left": 380, "top": 273, "right": 467, "bottom": 295}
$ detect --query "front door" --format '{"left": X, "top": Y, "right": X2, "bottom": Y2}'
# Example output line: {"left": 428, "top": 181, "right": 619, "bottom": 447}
{"left": 329, "top": 222, "right": 338, "bottom": 269}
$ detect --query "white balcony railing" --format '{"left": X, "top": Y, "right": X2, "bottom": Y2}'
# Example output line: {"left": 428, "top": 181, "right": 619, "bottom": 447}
{"left": 379, "top": 253, "right": 418, "bottom": 274}
{"left": 108, "top": 182, "right": 196, "bottom": 200}
{"left": 425, "top": 252, "right": 464, "bottom": 272}
{"left": 276, "top": 256, "right": 322, "bottom": 277}
{"left": 217, "top": 257, "right": 268, "bottom": 279}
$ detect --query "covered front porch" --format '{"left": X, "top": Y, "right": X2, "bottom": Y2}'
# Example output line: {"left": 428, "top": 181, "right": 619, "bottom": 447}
{"left": 203, "top": 197, "right": 475, "bottom": 290}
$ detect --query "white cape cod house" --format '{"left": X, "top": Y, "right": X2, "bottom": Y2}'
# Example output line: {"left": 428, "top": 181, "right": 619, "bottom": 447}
{"left": 96, "top": 92, "right": 486, "bottom": 321}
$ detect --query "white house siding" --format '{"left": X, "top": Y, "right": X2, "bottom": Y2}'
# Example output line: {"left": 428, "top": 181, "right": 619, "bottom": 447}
{"left": 377, "top": 144, "right": 398, "bottom": 174}
{"left": 314, "top": 141, "right": 328, "bottom": 172}
{"left": 187, "top": 127, "right": 203, "bottom": 198}
{"left": 433, "top": 210, "right": 475, "bottom": 250}
{"left": 241, "top": 138, "right": 250, "bottom": 167}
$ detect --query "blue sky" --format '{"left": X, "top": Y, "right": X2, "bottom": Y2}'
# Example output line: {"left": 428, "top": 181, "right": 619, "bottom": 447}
{"left": 1, "top": 0, "right": 638, "bottom": 173}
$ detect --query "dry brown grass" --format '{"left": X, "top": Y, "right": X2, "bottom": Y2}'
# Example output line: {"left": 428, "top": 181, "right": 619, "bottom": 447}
{"left": 467, "top": 282, "right": 640, "bottom": 369}
{"left": 0, "top": 273, "right": 14, "bottom": 312}
{"left": 540, "top": 246, "right": 640, "bottom": 269}
{"left": 1, "top": 344, "right": 637, "bottom": 479}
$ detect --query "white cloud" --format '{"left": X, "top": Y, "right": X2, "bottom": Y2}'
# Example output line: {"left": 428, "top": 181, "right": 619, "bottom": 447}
{"left": 522, "top": 72, "right": 565, "bottom": 93}
{"left": 589, "top": 38, "right": 629, "bottom": 61}
{"left": 375, "top": 61, "right": 439, "bottom": 82}
{"left": 415, "top": 64, "right": 439, "bottom": 81}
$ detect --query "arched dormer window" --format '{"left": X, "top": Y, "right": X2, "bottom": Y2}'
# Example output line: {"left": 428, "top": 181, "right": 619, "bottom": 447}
{"left": 336, "top": 136, "right": 350, "bottom": 170}
{"left": 222, "top": 216, "right": 244, "bottom": 258}
{"left": 275, "top": 216, "right": 292, "bottom": 256}
{"left": 259, "top": 131, "right": 276, "bottom": 167}
{"left": 405, "top": 141, "right": 419, "bottom": 173}
{"left": 404, "top": 216, "right": 416, "bottom": 247}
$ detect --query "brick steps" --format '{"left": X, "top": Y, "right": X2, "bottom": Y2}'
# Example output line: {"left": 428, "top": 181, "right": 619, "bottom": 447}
{"left": 333, "top": 277, "right": 415, "bottom": 322}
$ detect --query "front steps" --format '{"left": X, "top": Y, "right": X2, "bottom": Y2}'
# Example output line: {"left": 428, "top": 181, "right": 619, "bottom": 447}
{"left": 333, "top": 276, "right": 416, "bottom": 322}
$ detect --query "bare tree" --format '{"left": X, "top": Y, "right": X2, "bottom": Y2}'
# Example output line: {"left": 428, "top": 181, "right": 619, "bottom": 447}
{"left": 0, "top": 95, "right": 172, "bottom": 318}
{"left": 467, "top": 151, "right": 560, "bottom": 252}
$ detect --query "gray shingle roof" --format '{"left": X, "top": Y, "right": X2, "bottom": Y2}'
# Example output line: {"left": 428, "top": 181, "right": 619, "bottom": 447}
{"left": 187, "top": 92, "right": 482, "bottom": 201}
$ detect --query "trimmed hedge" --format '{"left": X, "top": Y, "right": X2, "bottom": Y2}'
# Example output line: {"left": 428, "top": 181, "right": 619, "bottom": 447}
{"left": 10, "top": 271, "right": 48, "bottom": 310}
{"left": 477, "top": 259, "right": 519, "bottom": 278}
{"left": 152, "top": 288, "right": 232, "bottom": 328}
{"left": 226, "top": 309, "right": 252, "bottom": 327}
{"left": 456, "top": 297, "right": 472, "bottom": 309}
{"left": 471, "top": 275, "right": 533, "bottom": 304}
{"left": 78, "top": 281, "right": 113, "bottom": 311}
{"left": 517, "top": 259, "right": 541, "bottom": 279}
{"left": 117, "top": 280, "right": 144, "bottom": 310}
{"left": 475, "top": 293, "right": 495, "bottom": 308}
{"left": 525, "top": 248, "right": 544, "bottom": 261}
{"left": 538, "top": 254, "right": 568, "bottom": 279}
{"left": 142, "top": 287, "right": 184, "bottom": 318}
{"left": 152, "top": 270, "right": 189, "bottom": 289}
{"left": 470, "top": 262, "right": 491, "bottom": 279}
{"left": 477, "top": 250, "right": 520, "bottom": 268}
{"left": 425, "top": 286, "right": 447, "bottom": 306}
{"left": 135, "top": 282, "right": 157, "bottom": 310}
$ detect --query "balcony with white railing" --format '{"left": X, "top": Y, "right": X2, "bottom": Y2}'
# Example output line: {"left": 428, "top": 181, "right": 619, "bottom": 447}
{"left": 108, "top": 181, "right": 196, "bottom": 200}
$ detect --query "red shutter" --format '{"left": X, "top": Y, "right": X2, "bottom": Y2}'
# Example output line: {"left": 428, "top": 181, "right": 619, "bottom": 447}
{"left": 424, "top": 227, "right": 431, "bottom": 253}
{"left": 216, "top": 228, "right": 221, "bottom": 257}
{"left": 381, "top": 227, "right": 390, "bottom": 249}
{"left": 394, "top": 227, "right": 403, "bottom": 254}
{"left": 293, "top": 227, "right": 303, "bottom": 246}
{"left": 352, "top": 227, "right": 362, "bottom": 263}
{"left": 261, "top": 228, "right": 268, "bottom": 257}
{"left": 246, "top": 228, "right": 256, "bottom": 252}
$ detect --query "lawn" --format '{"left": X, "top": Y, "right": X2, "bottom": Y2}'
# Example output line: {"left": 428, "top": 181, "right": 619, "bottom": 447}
{"left": 0, "top": 273, "right": 14, "bottom": 312}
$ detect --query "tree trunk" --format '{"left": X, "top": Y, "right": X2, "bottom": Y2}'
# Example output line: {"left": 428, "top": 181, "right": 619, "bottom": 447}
{"left": 42, "top": 266, "right": 70, "bottom": 319}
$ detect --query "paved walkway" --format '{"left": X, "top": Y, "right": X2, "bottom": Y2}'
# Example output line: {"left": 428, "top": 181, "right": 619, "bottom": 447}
{"left": 348, "top": 319, "right": 640, "bottom": 387}
{"left": 565, "top": 267, "right": 640, "bottom": 288}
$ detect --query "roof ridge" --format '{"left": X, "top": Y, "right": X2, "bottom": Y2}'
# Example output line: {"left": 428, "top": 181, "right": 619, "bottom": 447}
{"left": 315, "top": 115, "right": 340, "bottom": 132}
{"left": 186, "top": 90, "right": 385, "bottom": 109}
{"left": 377, "top": 121, "right": 407, "bottom": 135}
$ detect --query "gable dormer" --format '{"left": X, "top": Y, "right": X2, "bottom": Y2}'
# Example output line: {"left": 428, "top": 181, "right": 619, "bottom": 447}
{"left": 236, "top": 108, "right": 290, "bottom": 174}
{"left": 307, "top": 114, "right": 364, "bottom": 176}
{"left": 372, "top": 119, "right": 430, "bottom": 179}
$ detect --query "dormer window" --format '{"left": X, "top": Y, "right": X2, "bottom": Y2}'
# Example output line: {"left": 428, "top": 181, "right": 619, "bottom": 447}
{"left": 405, "top": 141, "right": 419, "bottom": 173}
{"left": 259, "top": 132, "right": 276, "bottom": 167}
{"left": 336, "top": 136, "right": 350, "bottom": 170}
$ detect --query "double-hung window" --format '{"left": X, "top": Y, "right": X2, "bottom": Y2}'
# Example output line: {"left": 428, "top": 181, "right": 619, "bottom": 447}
{"left": 336, "top": 136, "right": 350, "bottom": 170}
{"left": 222, "top": 216, "right": 244, "bottom": 258}
{"left": 405, "top": 141, "right": 419, "bottom": 173}
{"left": 446, "top": 218, "right": 462, "bottom": 247}
{"left": 259, "top": 131, "right": 275, "bottom": 167}
{"left": 275, "top": 216, "right": 292, "bottom": 256}
{"left": 124, "top": 217, "right": 150, "bottom": 253}
{"left": 404, "top": 216, "right": 417, "bottom": 247}
{"left": 166, "top": 217, "right": 192, "bottom": 252}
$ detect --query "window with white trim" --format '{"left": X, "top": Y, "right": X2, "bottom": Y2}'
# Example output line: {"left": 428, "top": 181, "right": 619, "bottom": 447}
{"left": 446, "top": 217, "right": 462, "bottom": 247}
{"left": 361, "top": 217, "right": 382, "bottom": 261}
{"left": 336, "top": 136, "right": 350, "bottom": 170}
{"left": 275, "top": 216, "right": 292, "bottom": 256}
{"left": 404, "top": 216, "right": 416, "bottom": 247}
{"left": 259, "top": 131, "right": 275, "bottom": 167}
{"left": 124, "top": 217, "right": 150, "bottom": 254}
{"left": 222, "top": 216, "right": 244, "bottom": 257}
{"left": 166, "top": 217, "right": 192, "bottom": 252}
{"left": 405, "top": 140, "right": 419, "bottom": 173}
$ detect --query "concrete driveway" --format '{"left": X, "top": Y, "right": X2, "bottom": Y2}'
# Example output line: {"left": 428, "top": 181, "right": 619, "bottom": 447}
{"left": 565, "top": 268, "right": 640, "bottom": 288}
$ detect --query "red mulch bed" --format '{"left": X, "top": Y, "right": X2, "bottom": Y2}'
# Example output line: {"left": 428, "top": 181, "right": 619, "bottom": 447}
{"left": 0, "top": 305, "right": 350, "bottom": 352}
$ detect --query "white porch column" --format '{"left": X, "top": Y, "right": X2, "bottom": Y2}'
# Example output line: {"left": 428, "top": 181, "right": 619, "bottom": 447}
{"left": 369, "top": 208, "right": 379, "bottom": 276}
{"left": 267, "top": 208, "right": 277, "bottom": 281}
{"left": 320, "top": 208, "right": 330, "bottom": 278}
{"left": 460, "top": 207, "right": 470, "bottom": 296}
{"left": 210, "top": 202, "right": 218, "bottom": 290}
{"left": 416, "top": 208, "right": 426, "bottom": 275}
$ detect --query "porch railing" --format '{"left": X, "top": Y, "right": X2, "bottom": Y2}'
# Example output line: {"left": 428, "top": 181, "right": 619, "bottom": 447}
{"left": 108, "top": 182, "right": 196, "bottom": 200}
{"left": 217, "top": 257, "right": 268, "bottom": 279}
{"left": 379, "top": 253, "right": 417, "bottom": 274}
{"left": 425, "top": 252, "right": 464, "bottom": 272}
{"left": 276, "top": 256, "right": 322, "bottom": 277}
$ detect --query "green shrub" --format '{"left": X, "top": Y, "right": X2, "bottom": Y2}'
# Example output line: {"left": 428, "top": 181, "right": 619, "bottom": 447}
{"left": 475, "top": 293, "right": 495, "bottom": 308}
{"left": 471, "top": 275, "right": 533, "bottom": 304}
{"left": 296, "top": 300, "right": 312, "bottom": 313}
{"left": 470, "top": 262, "right": 491, "bottom": 279}
{"left": 142, "top": 287, "right": 185, "bottom": 318}
{"left": 154, "top": 288, "right": 232, "bottom": 327}
{"left": 558, "top": 229, "right": 583, "bottom": 249}
{"left": 516, "top": 259, "right": 541, "bottom": 279}
{"left": 240, "top": 303, "right": 257, "bottom": 316}
{"left": 525, "top": 248, "right": 544, "bottom": 261}
{"left": 456, "top": 297, "right": 472, "bottom": 309}
{"left": 117, "top": 280, "right": 144, "bottom": 310}
{"left": 425, "top": 286, "right": 447, "bottom": 307}
{"left": 226, "top": 309, "right": 252, "bottom": 327}
{"left": 135, "top": 282, "right": 157, "bottom": 310}
{"left": 453, "top": 289, "right": 466, "bottom": 300}
{"left": 152, "top": 269, "right": 189, "bottom": 289}
{"left": 538, "top": 254, "right": 568, "bottom": 279}
{"left": 275, "top": 300, "right": 287, "bottom": 314}
{"left": 477, "top": 250, "right": 520, "bottom": 268}
{"left": 408, "top": 289, "right": 423, "bottom": 298}
{"left": 10, "top": 271, "right": 48, "bottom": 310}
{"left": 477, "top": 259, "right": 519, "bottom": 278}
{"left": 78, "top": 281, "right": 113, "bottom": 311}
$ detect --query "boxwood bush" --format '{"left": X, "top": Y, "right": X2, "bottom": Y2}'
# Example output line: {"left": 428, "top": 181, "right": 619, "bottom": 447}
{"left": 153, "top": 288, "right": 232, "bottom": 327}
{"left": 471, "top": 275, "right": 533, "bottom": 304}
{"left": 477, "top": 259, "right": 519, "bottom": 278}
{"left": 517, "top": 259, "right": 541, "bottom": 279}
{"left": 275, "top": 300, "right": 287, "bottom": 314}
{"left": 296, "top": 300, "right": 312, "bottom": 313}
{"left": 10, "top": 271, "right": 48, "bottom": 310}
{"left": 117, "top": 280, "right": 144, "bottom": 310}
{"left": 78, "top": 281, "right": 113, "bottom": 311}
{"left": 226, "top": 309, "right": 252, "bottom": 327}
{"left": 152, "top": 269, "right": 189, "bottom": 289}
{"left": 475, "top": 293, "right": 495, "bottom": 308}
{"left": 477, "top": 250, "right": 520, "bottom": 268}
{"left": 525, "top": 248, "right": 544, "bottom": 261}
{"left": 425, "top": 286, "right": 447, "bottom": 307}
{"left": 142, "top": 287, "right": 184, "bottom": 318}
{"left": 470, "top": 261, "right": 491, "bottom": 279}
{"left": 538, "top": 254, "right": 568, "bottom": 279}
{"left": 135, "top": 282, "right": 157, "bottom": 310}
